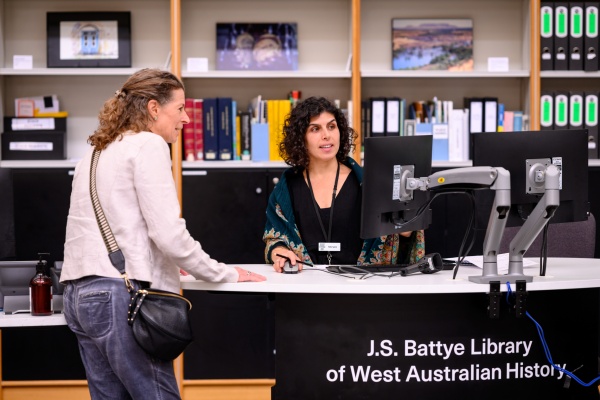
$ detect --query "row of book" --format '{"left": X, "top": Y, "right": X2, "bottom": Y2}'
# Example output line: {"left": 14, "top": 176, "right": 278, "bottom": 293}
{"left": 540, "top": 1, "right": 600, "bottom": 71}
{"left": 361, "top": 97, "right": 526, "bottom": 162}
{"left": 182, "top": 97, "right": 292, "bottom": 162}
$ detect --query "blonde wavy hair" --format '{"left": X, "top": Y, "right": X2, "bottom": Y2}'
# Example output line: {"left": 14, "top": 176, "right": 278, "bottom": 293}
{"left": 88, "top": 68, "right": 185, "bottom": 150}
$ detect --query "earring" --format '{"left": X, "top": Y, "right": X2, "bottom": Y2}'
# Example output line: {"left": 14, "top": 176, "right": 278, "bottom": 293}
{"left": 153, "top": 116, "right": 158, "bottom": 121}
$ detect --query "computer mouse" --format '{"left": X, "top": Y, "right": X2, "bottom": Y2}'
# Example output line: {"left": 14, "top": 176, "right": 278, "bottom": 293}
{"left": 282, "top": 260, "right": 299, "bottom": 274}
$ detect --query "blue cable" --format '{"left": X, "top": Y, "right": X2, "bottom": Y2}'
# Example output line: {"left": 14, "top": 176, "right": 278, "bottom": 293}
{"left": 505, "top": 282, "right": 600, "bottom": 387}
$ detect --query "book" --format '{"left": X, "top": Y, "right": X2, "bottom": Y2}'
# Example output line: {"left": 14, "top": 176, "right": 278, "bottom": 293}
{"left": 203, "top": 98, "right": 218, "bottom": 160}
{"left": 240, "top": 111, "right": 252, "bottom": 160}
{"left": 232, "top": 100, "right": 238, "bottom": 160}
{"left": 193, "top": 99, "right": 204, "bottom": 161}
{"left": 513, "top": 111, "right": 524, "bottom": 131}
{"left": 504, "top": 111, "right": 514, "bottom": 132}
{"left": 182, "top": 98, "right": 195, "bottom": 161}
{"left": 251, "top": 122, "right": 269, "bottom": 161}
{"left": 217, "top": 97, "right": 233, "bottom": 161}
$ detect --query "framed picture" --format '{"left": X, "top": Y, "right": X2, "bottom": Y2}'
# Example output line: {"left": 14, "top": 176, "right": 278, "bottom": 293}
{"left": 392, "top": 18, "right": 473, "bottom": 71}
{"left": 216, "top": 23, "right": 298, "bottom": 71}
{"left": 47, "top": 11, "right": 132, "bottom": 68}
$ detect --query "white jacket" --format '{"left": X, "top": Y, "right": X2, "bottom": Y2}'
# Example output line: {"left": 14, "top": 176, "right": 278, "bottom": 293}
{"left": 61, "top": 131, "right": 238, "bottom": 292}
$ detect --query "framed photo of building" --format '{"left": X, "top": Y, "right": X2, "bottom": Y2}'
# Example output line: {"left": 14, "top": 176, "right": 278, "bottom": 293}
{"left": 392, "top": 19, "right": 473, "bottom": 71}
{"left": 216, "top": 23, "right": 298, "bottom": 71}
{"left": 47, "top": 11, "right": 132, "bottom": 68}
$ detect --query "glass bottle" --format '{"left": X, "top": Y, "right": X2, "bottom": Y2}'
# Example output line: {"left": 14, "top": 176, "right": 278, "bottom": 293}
{"left": 30, "top": 254, "right": 52, "bottom": 316}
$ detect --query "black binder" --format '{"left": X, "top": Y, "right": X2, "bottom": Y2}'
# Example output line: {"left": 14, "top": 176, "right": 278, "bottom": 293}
{"left": 584, "top": 91, "right": 599, "bottom": 158}
{"left": 569, "top": 91, "right": 584, "bottom": 131}
{"left": 541, "top": 2, "right": 554, "bottom": 70}
{"left": 369, "top": 97, "right": 386, "bottom": 137}
{"left": 554, "top": 90, "right": 570, "bottom": 130}
{"left": 540, "top": 90, "right": 555, "bottom": 130}
{"left": 385, "top": 97, "right": 402, "bottom": 136}
{"left": 569, "top": 2, "right": 585, "bottom": 70}
{"left": 584, "top": 2, "right": 600, "bottom": 71}
{"left": 554, "top": 2, "right": 570, "bottom": 70}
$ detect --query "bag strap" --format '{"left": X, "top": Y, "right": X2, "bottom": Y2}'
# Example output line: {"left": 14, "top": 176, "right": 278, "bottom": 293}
{"left": 90, "top": 149, "right": 132, "bottom": 290}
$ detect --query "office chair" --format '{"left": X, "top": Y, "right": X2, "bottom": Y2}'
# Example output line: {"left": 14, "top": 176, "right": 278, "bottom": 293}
{"left": 499, "top": 213, "right": 596, "bottom": 258}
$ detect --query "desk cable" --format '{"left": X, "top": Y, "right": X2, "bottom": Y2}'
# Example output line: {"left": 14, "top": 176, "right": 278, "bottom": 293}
{"left": 506, "top": 282, "right": 600, "bottom": 388}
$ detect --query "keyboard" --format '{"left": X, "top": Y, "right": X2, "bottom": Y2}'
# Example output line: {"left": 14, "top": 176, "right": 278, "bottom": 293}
{"left": 326, "top": 260, "right": 462, "bottom": 275}
{"left": 326, "top": 264, "right": 409, "bottom": 274}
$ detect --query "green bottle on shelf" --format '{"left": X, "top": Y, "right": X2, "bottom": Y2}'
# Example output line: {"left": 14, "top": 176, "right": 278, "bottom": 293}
{"left": 30, "top": 253, "right": 52, "bottom": 316}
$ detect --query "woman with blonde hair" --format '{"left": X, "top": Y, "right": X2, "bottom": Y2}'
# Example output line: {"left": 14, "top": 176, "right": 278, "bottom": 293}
{"left": 61, "top": 68, "right": 265, "bottom": 400}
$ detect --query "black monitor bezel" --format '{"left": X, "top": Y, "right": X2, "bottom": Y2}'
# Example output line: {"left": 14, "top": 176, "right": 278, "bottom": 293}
{"left": 472, "top": 129, "right": 589, "bottom": 227}
{"left": 360, "top": 135, "right": 433, "bottom": 239}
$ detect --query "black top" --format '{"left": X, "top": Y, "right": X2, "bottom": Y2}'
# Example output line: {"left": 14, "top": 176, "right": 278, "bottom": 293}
{"left": 288, "top": 169, "right": 363, "bottom": 264}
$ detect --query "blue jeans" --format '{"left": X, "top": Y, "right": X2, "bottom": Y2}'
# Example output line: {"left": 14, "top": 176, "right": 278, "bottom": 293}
{"left": 63, "top": 276, "right": 181, "bottom": 400}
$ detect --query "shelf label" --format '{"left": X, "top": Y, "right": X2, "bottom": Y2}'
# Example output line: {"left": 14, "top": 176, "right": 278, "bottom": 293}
{"left": 11, "top": 118, "right": 56, "bottom": 131}
{"left": 9, "top": 142, "right": 53, "bottom": 151}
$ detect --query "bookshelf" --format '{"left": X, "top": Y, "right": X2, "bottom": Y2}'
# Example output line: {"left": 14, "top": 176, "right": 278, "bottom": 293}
{"left": 0, "top": 0, "right": 171, "bottom": 163}
{"left": 0, "top": 0, "right": 545, "bottom": 165}
{"left": 360, "top": 0, "right": 537, "bottom": 129}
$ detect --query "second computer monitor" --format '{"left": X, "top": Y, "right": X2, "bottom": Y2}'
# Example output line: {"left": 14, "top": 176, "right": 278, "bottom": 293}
{"left": 361, "top": 135, "right": 433, "bottom": 239}
{"left": 472, "top": 129, "right": 589, "bottom": 227}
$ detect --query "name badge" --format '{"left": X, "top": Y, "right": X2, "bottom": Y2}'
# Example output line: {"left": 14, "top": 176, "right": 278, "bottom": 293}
{"left": 318, "top": 242, "right": 341, "bottom": 252}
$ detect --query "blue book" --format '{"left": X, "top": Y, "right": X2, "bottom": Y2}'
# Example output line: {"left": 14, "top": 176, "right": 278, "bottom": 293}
{"left": 415, "top": 122, "right": 449, "bottom": 161}
{"left": 202, "top": 98, "right": 218, "bottom": 160}
{"left": 251, "top": 123, "right": 269, "bottom": 161}
{"left": 217, "top": 97, "right": 233, "bottom": 160}
{"left": 231, "top": 100, "right": 238, "bottom": 160}
{"left": 497, "top": 103, "right": 505, "bottom": 132}
{"left": 513, "top": 111, "right": 524, "bottom": 132}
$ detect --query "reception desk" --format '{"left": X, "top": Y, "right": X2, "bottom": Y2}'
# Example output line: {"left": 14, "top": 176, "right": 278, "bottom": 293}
{"left": 182, "top": 258, "right": 600, "bottom": 400}
{"left": 1, "top": 259, "right": 598, "bottom": 400}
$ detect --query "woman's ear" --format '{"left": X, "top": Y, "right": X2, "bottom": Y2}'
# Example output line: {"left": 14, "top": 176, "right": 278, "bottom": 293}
{"left": 147, "top": 99, "right": 159, "bottom": 120}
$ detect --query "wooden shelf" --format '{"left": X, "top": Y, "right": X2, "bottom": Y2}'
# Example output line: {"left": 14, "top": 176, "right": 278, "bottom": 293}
{"left": 182, "top": 70, "right": 351, "bottom": 79}
{"left": 0, "top": 68, "right": 142, "bottom": 76}
{"left": 361, "top": 70, "right": 530, "bottom": 78}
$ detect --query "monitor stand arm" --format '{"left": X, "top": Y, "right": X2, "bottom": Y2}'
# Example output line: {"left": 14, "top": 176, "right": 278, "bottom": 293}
{"left": 408, "top": 166, "right": 511, "bottom": 284}
{"left": 504, "top": 164, "right": 560, "bottom": 282}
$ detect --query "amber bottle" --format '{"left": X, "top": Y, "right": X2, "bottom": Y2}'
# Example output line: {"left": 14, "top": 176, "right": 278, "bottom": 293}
{"left": 30, "top": 254, "right": 52, "bottom": 316}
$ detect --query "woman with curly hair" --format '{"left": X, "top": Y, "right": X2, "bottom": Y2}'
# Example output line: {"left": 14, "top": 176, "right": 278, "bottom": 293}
{"left": 61, "top": 68, "right": 265, "bottom": 400}
{"left": 263, "top": 96, "right": 424, "bottom": 272}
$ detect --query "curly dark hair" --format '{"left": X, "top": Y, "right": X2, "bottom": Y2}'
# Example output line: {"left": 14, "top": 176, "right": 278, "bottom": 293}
{"left": 280, "top": 96, "right": 357, "bottom": 168}
{"left": 88, "top": 68, "right": 185, "bottom": 150}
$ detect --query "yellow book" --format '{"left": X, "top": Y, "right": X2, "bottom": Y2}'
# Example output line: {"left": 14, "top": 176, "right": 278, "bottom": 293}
{"left": 267, "top": 100, "right": 278, "bottom": 161}
{"left": 278, "top": 99, "right": 291, "bottom": 160}
{"left": 235, "top": 114, "right": 241, "bottom": 160}
{"left": 34, "top": 111, "right": 69, "bottom": 118}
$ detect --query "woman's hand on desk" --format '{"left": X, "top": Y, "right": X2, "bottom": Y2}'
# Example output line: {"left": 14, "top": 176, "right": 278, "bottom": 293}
{"left": 235, "top": 267, "right": 267, "bottom": 282}
{"left": 272, "top": 248, "right": 303, "bottom": 273}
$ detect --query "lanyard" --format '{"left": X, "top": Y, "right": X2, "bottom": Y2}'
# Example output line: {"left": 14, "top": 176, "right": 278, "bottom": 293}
{"left": 305, "top": 162, "right": 340, "bottom": 265}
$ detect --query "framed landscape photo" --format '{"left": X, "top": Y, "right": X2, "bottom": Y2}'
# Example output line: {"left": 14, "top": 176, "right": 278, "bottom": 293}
{"left": 216, "top": 23, "right": 298, "bottom": 71}
{"left": 47, "top": 11, "right": 132, "bottom": 68}
{"left": 392, "top": 18, "right": 473, "bottom": 71}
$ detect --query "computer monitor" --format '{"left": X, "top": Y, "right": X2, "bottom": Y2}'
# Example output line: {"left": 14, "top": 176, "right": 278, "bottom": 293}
{"left": 472, "top": 129, "right": 589, "bottom": 228}
{"left": 360, "top": 135, "right": 433, "bottom": 239}
{"left": 0, "top": 260, "right": 37, "bottom": 309}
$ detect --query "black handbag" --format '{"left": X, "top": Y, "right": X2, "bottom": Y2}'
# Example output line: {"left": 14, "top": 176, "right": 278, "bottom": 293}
{"left": 90, "top": 149, "right": 194, "bottom": 361}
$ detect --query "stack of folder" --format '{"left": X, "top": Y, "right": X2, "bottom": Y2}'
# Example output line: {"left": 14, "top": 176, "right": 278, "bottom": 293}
{"left": 540, "top": 90, "right": 598, "bottom": 158}
{"left": 541, "top": 1, "right": 599, "bottom": 71}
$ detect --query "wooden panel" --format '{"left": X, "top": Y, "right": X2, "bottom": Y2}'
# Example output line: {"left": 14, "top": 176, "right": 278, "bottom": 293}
{"left": 2, "top": 381, "right": 90, "bottom": 400}
{"left": 182, "top": 379, "right": 275, "bottom": 400}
